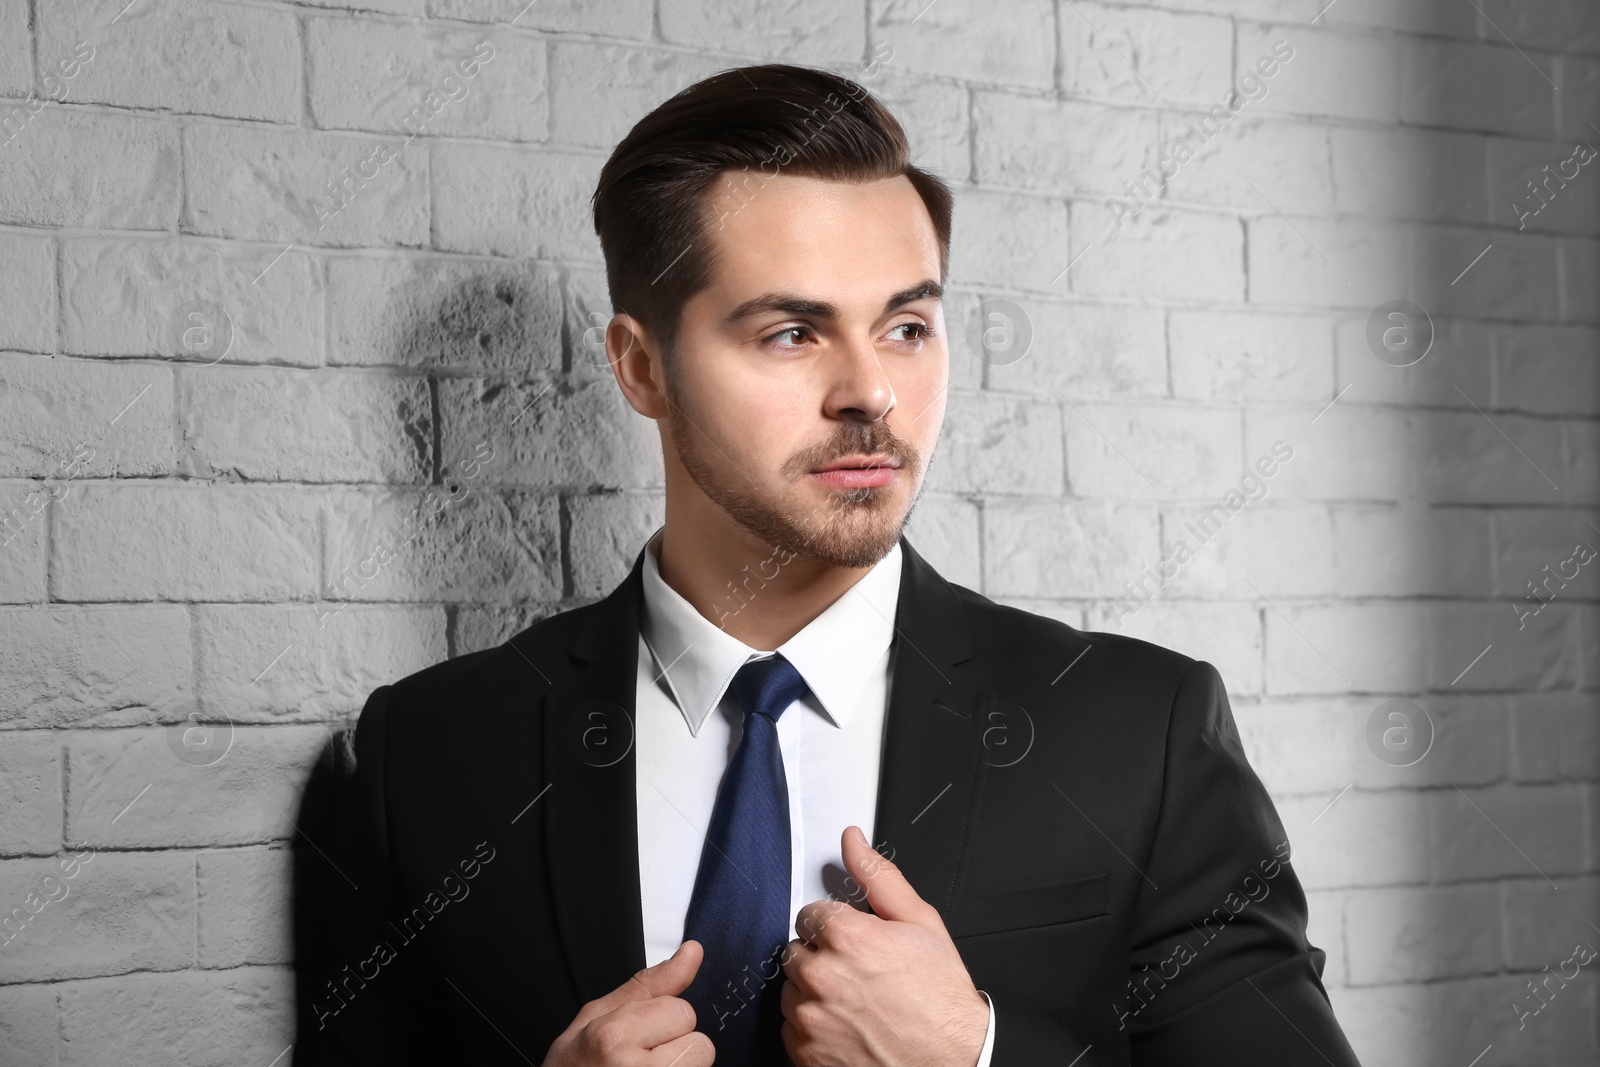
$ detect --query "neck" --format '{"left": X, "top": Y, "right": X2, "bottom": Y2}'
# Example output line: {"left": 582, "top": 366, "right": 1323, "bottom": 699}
{"left": 651, "top": 522, "right": 879, "bottom": 651}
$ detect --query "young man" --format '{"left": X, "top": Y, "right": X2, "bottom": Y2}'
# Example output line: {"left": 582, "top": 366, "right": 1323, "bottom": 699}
{"left": 306, "top": 64, "right": 1360, "bottom": 1067}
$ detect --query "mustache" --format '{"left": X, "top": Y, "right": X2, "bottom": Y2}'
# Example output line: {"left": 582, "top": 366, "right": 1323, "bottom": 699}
{"left": 787, "top": 425, "right": 918, "bottom": 475}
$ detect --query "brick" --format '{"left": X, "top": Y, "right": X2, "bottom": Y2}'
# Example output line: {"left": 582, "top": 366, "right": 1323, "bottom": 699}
{"left": 0, "top": 984, "right": 55, "bottom": 1065}
{"left": 1170, "top": 310, "right": 1332, "bottom": 404}
{"left": 1263, "top": 602, "right": 1430, "bottom": 696}
{"left": 1432, "top": 784, "right": 1588, "bottom": 882}
{"left": 1243, "top": 406, "right": 1408, "bottom": 502}
{"left": 1502, "top": 877, "right": 1600, "bottom": 970}
{"left": 982, "top": 499, "right": 1158, "bottom": 599}
{"left": 1162, "top": 116, "right": 1333, "bottom": 216}
{"left": 1494, "top": 508, "right": 1600, "bottom": 599}
{"left": 0, "top": 111, "right": 178, "bottom": 230}
{"left": 0, "top": 233, "right": 55, "bottom": 353}
{"left": 0, "top": 356, "right": 174, "bottom": 479}
{"left": 197, "top": 847, "right": 293, "bottom": 967}
{"left": 44, "top": 0, "right": 298, "bottom": 121}
{"left": 1557, "top": 55, "right": 1600, "bottom": 142}
{"left": 1333, "top": 126, "right": 1489, "bottom": 225}
{"left": 329, "top": 254, "right": 561, "bottom": 371}
{"left": 1562, "top": 235, "right": 1600, "bottom": 325}
{"left": 432, "top": 146, "right": 600, "bottom": 260}
{"left": 303, "top": 0, "right": 424, "bottom": 15}
{"left": 924, "top": 390, "right": 1061, "bottom": 496}
{"left": 972, "top": 92, "right": 1159, "bottom": 198}
{"left": 1401, "top": 38, "right": 1558, "bottom": 138}
{"left": 1234, "top": 699, "right": 1360, "bottom": 797}
{"left": 65, "top": 726, "right": 331, "bottom": 848}
{"left": 1479, "top": 1, "right": 1600, "bottom": 55}
{"left": 1273, "top": 790, "right": 1431, "bottom": 889}
{"left": 310, "top": 20, "right": 546, "bottom": 142}
{"left": 1246, "top": 216, "right": 1408, "bottom": 311}
{"left": 1492, "top": 324, "right": 1600, "bottom": 415}
{"left": 1410, "top": 408, "right": 1565, "bottom": 505}
{"left": 1064, "top": 401, "right": 1241, "bottom": 500}
{"left": 176, "top": 364, "right": 430, "bottom": 483}
{"left": 1430, "top": 602, "right": 1577, "bottom": 692}
{"left": 985, "top": 301, "right": 1167, "bottom": 400}
{"left": 1489, "top": 136, "right": 1600, "bottom": 237}
{"left": 567, "top": 490, "right": 665, "bottom": 600}
{"left": 437, "top": 375, "right": 662, "bottom": 491}
{"left": 1333, "top": 316, "right": 1492, "bottom": 412}
{"left": 1320, "top": 0, "right": 1480, "bottom": 38}
{"left": 869, "top": 0, "right": 1050, "bottom": 90}
{"left": 1326, "top": 984, "right": 1431, "bottom": 1067}
{"left": 1158, "top": 503, "right": 1334, "bottom": 599}
{"left": 548, "top": 41, "right": 723, "bottom": 151}
{"left": 1071, "top": 204, "right": 1242, "bottom": 303}
{"left": 0, "top": 605, "right": 193, "bottom": 729}
{"left": 56, "top": 966, "right": 295, "bottom": 1066}
{"left": 948, "top": 187, "right": 1071, "bottom": 290}
{"left": 427, "top": 0, "right": 653, "bottom": 35}
{"left": 899, "top": 492, "right": 982, "bottom": 592}
{"left": 196, "top": 603, "right": 447, "bottom": 722}
{"left": 322, "top": 486, "right": 562, "bottom": 603}
{"left": 0, "top": 734, "right": 61, "bottom": 856}
{"left": 184, "top": 123, "right": 428, "bottom": 248}
{"left": 663, "top": 0, "right": 862, "bottom": 66}
{"left": 1059, "top": 3, "right": 1231, "bottom": 109}
{"left": 0, "top": 1, "right": 27, "bottom": 94}
{"left": 934, "top": 287, "right": 986, "bottom": 395}
{"left": 1416, "top": 227, "right": 1563, "bottom": 324}
{"left": 61, "top": 237, "right": 325, "bottom": 364}
{"left": 1238, "top": 25, "right": 1400, "bottom": 125}
{"left": 1332, "top": 504, "right": 1493, "bottom": 598}
{"left": 1345, "top": 884, "right": 1501, "bottom": 982}
{"left": 1083, "top": 602, "right": 1262, "bottom": 694}
{"left": 1564, "top": 421, "right": 1600, "bottom": 508}
{"left": 1511, "top": 691, "right": 1600, "bottom": 782}
{"left": 0, "top": 850, "right": 193, "bottom": 981}
{"left": 52, "top": 484, "right": 322, "bottom": 601}
{"left": 0, "top": 485, "right": 46, "bottom": 603}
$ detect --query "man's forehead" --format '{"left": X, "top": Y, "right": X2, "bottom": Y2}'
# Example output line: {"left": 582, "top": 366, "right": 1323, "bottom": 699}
{"left": 700, "top": 172, "right": 942, "bottom": 311}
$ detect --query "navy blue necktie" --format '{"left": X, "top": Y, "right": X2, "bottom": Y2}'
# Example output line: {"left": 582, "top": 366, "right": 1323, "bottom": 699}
{"left": 681, "top": 653, "right": 808, "bottom": 1067}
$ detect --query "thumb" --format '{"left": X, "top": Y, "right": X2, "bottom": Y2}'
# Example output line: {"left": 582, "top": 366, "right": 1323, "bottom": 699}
{"left": 842, "top": 825, "right": 934, "bottom": 926}
{"left": 583, "top": 940, "right": 703, "bottom": 1023}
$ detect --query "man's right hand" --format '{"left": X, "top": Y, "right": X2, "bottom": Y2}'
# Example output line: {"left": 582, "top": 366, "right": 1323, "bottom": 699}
{"left": 541, "top": 939, "right": 715, "bottom": 1066}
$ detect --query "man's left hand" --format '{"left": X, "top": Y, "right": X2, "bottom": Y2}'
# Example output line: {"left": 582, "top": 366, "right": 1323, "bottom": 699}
{"left": 780, "top": 825, "right": 989, "bottom": 1067}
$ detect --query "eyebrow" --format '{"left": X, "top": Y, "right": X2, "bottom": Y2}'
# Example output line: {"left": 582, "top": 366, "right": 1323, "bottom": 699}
{"left": 723, "top": 279, "right": 944, "bottom": 326}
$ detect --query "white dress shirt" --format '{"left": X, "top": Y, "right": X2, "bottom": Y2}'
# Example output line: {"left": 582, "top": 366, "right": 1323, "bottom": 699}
{"left": 633, "top": 527, "right": 996, "bottom": 1065}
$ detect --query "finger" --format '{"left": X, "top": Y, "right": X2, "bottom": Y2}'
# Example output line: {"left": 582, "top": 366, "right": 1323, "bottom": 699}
{"left": 794, "top": 896, "right": 852, "bottom": 946}
{"left": 598, "top": 994, "right": 699, "bottom": 1051}
{"left": 578, "top": 940, "right": 704, "bottom": 1026}
{"left": 840, "top": 825, "right": 935, "bottom": 926}
{"left": 648, "top": 1028, "right": 716, "bottom": 1067}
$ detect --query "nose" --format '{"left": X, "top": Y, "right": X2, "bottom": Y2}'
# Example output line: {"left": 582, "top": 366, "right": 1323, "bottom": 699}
{"left": 822, "top": 335, "right": 896, "bottom": 423}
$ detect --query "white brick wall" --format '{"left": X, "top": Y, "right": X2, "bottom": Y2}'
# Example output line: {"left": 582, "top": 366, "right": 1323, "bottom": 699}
{"left": 1, "top": 0, "right": 1597, "bottom": 1062}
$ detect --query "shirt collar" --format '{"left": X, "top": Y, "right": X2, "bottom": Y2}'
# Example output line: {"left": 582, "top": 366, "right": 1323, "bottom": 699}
{"left": 638, "top": 527, "right": 902, "bottom": 737}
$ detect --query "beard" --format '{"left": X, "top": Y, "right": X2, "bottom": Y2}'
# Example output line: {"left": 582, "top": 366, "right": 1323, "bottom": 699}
{"left": 662, "top": 373, "right": 925, "bottom": 570}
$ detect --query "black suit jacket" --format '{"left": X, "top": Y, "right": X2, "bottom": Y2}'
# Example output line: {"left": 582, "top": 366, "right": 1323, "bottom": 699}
{"left": 301, "top": 535, "right": 1361, "bottom": 1066}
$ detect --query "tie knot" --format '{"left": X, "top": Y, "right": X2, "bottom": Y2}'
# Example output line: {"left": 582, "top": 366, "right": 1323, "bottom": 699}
{"left": 728, "top": 653, "right": 807, "bottom": 724}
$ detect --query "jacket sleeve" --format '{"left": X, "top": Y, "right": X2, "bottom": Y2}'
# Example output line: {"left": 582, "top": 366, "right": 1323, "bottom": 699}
{"left": 299, "top": 685, "right": 459, "bottom": 1066}
{"left": 1124, "top": 660, "right": 1361, "bottom": 1065}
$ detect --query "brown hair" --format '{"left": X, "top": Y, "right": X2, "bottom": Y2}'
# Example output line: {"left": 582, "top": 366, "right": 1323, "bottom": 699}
{"left": 590, "top": 63, "right": 952, "bottom": 364}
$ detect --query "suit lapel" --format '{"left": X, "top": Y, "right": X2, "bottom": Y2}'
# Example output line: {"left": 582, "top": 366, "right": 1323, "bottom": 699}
{"left": 537, "top": 545, "right": 650, "bottom": 1004}
{"left": 532, "top": 534, "right": 986, "bottom": 1004}
{"left": 871, "top": 535, "right": 986, "bottom": 920}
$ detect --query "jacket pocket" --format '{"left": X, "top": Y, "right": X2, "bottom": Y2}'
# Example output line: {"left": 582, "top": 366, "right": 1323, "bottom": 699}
{"left": 950, "top": 873, "right": 1109, "bottom": 938}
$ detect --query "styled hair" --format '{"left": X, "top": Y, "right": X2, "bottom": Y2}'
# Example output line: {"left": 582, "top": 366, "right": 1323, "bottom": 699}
{"left": 590, "top": 62, "right": 953, "bottom": 362}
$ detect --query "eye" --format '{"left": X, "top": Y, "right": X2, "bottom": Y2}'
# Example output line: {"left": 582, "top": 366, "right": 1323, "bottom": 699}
{"left": 762, "top": 325, "right": 814, "bottom": 349}
{"left": 886, "top": 322, "right": 934, "bottom": 344}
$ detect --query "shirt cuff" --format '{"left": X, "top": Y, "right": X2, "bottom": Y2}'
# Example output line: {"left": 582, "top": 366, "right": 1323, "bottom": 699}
{"left": 974, "top": 989, "right": 996, "bottom": 1067}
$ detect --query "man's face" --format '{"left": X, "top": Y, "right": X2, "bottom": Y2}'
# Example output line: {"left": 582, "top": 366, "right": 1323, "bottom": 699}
{"left": 656, "top": 172, "right": 947, "bottom": 569}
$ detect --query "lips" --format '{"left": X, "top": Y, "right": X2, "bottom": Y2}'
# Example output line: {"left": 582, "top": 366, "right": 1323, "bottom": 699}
{"left": 812, "top": 454, "right": 901, "bottom": 473}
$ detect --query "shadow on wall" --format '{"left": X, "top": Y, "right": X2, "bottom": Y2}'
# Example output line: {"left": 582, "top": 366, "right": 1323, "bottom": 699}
{"left": 286, "top": 262, "right": 575, "bottom": 1064}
